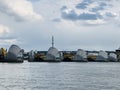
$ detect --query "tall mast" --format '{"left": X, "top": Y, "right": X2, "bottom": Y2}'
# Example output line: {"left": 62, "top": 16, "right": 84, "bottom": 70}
{"left": 52, "top": 36, "right": 54, "bottom": 47}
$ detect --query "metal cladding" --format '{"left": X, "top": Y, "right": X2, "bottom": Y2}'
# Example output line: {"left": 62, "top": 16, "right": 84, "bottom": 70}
{"left": 6, "top": 44, "right": 23, "bottom": 61}
{"left": 46, "top": 47, "right": 60, "bottom": 61}
{"left": 108, "top": 53, "right": 117, "bottom": 62}
{"left": 74, "top": 49, "right": 87, "bottom": 61}
{"left": 96, "top": 50, "right": 108, "bottom": 61}
{"left": 28, "top": 50, "right": 35, "bottom": 61}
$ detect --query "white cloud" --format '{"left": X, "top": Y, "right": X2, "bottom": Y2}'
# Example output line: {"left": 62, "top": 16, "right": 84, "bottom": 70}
{"left": 0, "top": 0, "right": 120, "bottom": 51}
{"left": 0, "top": 24, "right": 9, "bottom": 36}
{"left": 0, "top": 24, "right": 18, "bottom": 46}
{"left": 85, "top": 19, "right": 106, "bottom": 25}
{"left": 0, "top": 0, "right": 42, "bottom": 22}
{"left": 4, "top": 39, "right": 17, "bottom": 44}
{"left": 0, "top": 39, "right": 17, "bottom": 45}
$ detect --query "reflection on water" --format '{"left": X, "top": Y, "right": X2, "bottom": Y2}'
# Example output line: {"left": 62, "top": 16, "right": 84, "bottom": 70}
{"left": 0, "top": 62, "right": 120, "bottom": 90}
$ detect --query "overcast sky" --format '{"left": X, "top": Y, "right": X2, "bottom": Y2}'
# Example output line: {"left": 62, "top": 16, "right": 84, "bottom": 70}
{"left": 0, "top": 0, "right": 120, "bottom": 51}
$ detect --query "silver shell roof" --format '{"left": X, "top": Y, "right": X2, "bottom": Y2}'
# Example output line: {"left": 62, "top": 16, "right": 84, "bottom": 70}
{"left": 76, "top": 49, "right": 87, "bottom": 58}
{"left": 98, "top": 50, "right": 108, "bottom": 59}
{"left": 46, "top": 47, "right": 60, "bottom": 60}
{"left": 6, "top": 44, "right": 22, "bottom": 60}
{"left": 96, "top": 50, "right": 108, "bottom": 61}
{"left": 47, "top": 47, "right": 59, "bottom": 56}
{"left": 109, "top": 53, "right": 117, "bottom": 59}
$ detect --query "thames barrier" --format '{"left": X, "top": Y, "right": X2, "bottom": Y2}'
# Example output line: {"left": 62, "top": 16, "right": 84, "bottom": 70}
{"left": 0, "top": 37, "right": 120, "bottom": 62}
{"left": 0, "top": 43, "right": 120, "bottom": 63}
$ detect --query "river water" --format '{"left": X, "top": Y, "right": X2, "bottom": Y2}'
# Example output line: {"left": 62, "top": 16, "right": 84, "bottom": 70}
{"left": 0, "top": 62, "right": 120, "bottom": 90}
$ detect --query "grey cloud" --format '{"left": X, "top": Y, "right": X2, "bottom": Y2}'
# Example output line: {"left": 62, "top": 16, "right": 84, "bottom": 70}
{"left": 27, "top": 0, "right": 40, "bottom": 2}
{"left": 76, "top": 2, "right": 88, "bottom": 9}
{"left": 76, "top": 0, "right": 112, "bottom": 10}
{"left": 52, "top": 18, "right": 61, "bottom": 22}
{"left": 76, "top": 0, "right": 93, "bottom": 9}
{"left": 100, "top": 2, "right": 107, "bottom": 7}
{"left": 91, "top": 3, "right": 107, "bottom": 12}
{"left": 105, "top": 12, "right": 117, "bottom": 17}
{"left": 83, "top": 0, "right": 94, "bottom": 3}
{"left": 61, "top": 6, "right": 67, "bottom": 11}
{"left": 62, "top": 10, "right": 78, "bottom": 21}
{"left": 91, "top": 7, "right": 104, "bottom": 12}
{"left": 60, "top": 0, "right": 117, "bottom": 24}
{"left": 61, "top": 9, "right": 102, "bottom": 21}
{"left": 78, "top": 13, "right": 102, "bottom": 20}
